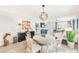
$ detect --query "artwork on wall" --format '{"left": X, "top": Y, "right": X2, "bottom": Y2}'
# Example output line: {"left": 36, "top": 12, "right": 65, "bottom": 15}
{"left": 21, "top": 20, "right": 31, "bottom": 31}
{"left": 35, "top": 23, "right": 39, "bottom": 28}
{"left": 35, "top": 23, "right": 40, "bottom": 34}
{"left": 41, "top": 29, "right": 48, "bottom": 34}
{"left": 40, "top": 23, "right": 46, "bottom": 28}
{"left": 35, "top": 22, "right": 48, "bottom": 36}
{"left": 41, "top": 29, "right": 48, "bottom": 37}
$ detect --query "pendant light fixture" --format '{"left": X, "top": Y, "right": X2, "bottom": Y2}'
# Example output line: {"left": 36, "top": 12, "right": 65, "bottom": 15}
{"left": 39, "top": 5, "right": 48, "bottom": 21}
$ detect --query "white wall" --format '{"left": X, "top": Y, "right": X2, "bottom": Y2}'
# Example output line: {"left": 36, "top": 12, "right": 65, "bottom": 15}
{"left": 0, "top": 14, "right": 19, "bottom": 46}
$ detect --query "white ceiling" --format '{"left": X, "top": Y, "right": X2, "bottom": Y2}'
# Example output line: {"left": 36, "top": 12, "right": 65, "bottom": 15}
{"left": 0, "top": 5, "right": 79, "bottom": 21}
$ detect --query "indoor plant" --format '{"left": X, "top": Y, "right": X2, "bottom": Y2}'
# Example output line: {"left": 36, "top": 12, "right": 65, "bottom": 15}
{"left": 66, "top": 31, "right": 75, "bottom": 48}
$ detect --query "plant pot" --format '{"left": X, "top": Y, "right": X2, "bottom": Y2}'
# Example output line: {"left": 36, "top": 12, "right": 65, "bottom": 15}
{"left": 68, "top": 41, "right": 74, "bottom": 48}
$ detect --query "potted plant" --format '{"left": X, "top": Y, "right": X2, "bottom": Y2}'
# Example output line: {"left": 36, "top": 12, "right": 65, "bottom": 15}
{"left": 66, "top": 31, "right": 75, "bottom": 48}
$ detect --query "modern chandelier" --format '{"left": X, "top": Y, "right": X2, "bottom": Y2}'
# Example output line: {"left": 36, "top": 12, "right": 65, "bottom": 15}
{"left": 39, "top": 5, "right": 48, "bottom": 21}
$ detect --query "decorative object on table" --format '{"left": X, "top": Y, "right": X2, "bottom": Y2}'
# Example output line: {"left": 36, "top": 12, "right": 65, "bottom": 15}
{"left": 3, "top": 33, "right": 11, "bottom": 47}
{"left": 74, "top": 42, "right": 78, "bottom": 49}
{"left": 39, "top": 5, "right": 48, "bottom": 21}
{"left": 62, "top": 39, "right": 68, "bottom": 45}
{"left": 30, "top": 31, "right": 35, "bottom": 38}
{"left": 13, "top": 36, "right": 18, "bottom": 43}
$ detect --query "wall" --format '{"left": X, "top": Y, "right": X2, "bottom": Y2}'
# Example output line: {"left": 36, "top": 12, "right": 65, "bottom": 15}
{"left": 0, "top": 15, "right": 19, "bottom": 46}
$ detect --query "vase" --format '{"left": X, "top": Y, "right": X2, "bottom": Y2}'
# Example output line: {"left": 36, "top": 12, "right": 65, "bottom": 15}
{"left": 68, "top": 41, "right": 74, "bottom": 48}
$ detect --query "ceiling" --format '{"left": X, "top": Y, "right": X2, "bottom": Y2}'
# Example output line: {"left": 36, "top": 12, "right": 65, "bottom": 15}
{"left": 0, "top": 5, "right": 79, "bottom": 21}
